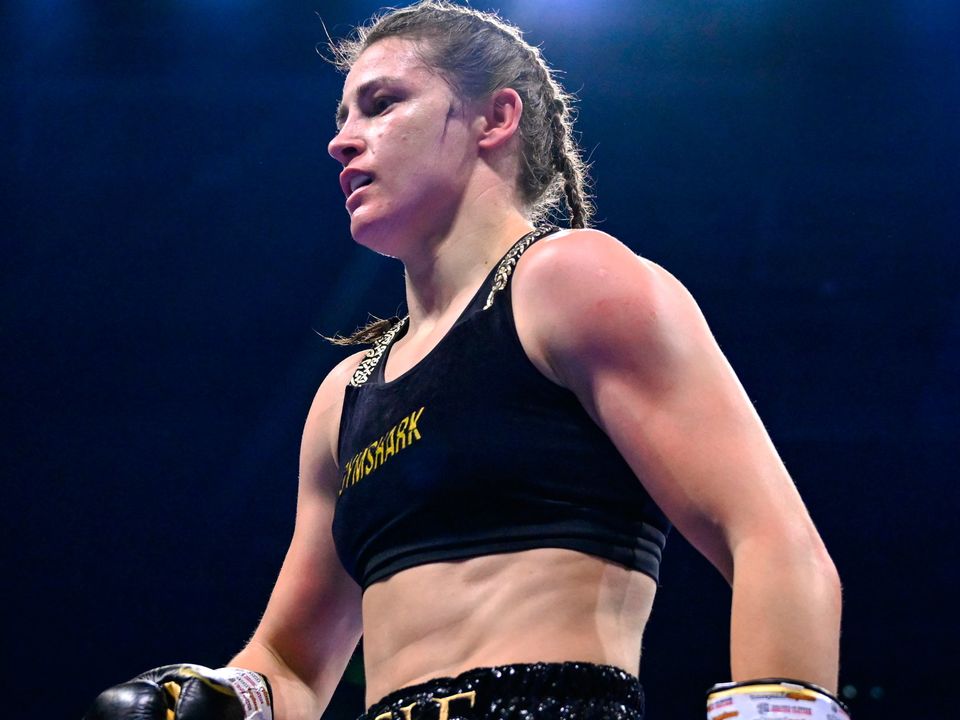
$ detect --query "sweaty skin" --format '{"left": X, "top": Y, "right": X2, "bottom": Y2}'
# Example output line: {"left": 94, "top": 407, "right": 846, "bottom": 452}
{"left": 362, "top": 550, "right": 656, "bottom": 702}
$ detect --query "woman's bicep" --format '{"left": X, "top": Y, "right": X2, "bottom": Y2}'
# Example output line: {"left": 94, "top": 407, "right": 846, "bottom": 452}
{"left": 516, "top": 233, "right": 819, "bottom": 580}
{"left": 584, "top": 324, "right": 808, "bottom": 581}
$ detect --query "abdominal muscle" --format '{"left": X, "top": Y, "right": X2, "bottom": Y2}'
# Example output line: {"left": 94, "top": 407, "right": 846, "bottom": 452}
{"left": 359, "top": 547, "right": 657, "bottom": 706}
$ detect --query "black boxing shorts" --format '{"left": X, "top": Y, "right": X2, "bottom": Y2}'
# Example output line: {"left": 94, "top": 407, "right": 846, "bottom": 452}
{"left": 361, "top": 662, "right": 644, "bottom": 720}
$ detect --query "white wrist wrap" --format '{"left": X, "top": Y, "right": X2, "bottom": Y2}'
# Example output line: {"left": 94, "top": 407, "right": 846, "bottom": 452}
{"left": 207, "top": 667, "right": 273, "bottom": 720}
{"left": 707, "top": 680, "right": 850, "bottom": 720}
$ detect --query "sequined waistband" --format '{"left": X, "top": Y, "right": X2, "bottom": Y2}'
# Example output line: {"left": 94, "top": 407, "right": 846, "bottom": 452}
{"left": 363, "top": 662, "right": 643, "bottom": 720}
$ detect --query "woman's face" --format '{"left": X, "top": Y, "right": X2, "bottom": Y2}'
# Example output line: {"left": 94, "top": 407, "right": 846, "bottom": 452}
{"left": 329, "top": 37, "right": 480, "bottom": 255}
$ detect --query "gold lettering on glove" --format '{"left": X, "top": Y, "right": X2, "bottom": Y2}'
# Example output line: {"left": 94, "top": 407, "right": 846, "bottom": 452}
{"left": 162, "top": 682, "right": 180, "bottom": 720}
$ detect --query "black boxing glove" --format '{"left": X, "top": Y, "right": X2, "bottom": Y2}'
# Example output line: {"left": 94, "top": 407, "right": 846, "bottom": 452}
{"left": 707, "top": 678, "right": 849, "bottom": 720}
{"left": 83, "top": 664, "right": 273, "bottom": 720}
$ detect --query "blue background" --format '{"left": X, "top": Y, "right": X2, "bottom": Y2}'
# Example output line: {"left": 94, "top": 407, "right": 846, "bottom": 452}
{"left": 4, "top": 1, "right": 958, "bottom": 717}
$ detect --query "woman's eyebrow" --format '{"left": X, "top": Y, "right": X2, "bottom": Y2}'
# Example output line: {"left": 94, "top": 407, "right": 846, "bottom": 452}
{"left": 335, "top": 75, "right": 404, "bottom": 128}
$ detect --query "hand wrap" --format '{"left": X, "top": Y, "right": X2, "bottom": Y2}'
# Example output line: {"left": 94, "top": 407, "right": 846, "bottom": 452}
{"left": 83, "top": 664, "right": 273, "bottom": 720}
{"left": 707, "top": 679, "right": 849, "bottom": 720}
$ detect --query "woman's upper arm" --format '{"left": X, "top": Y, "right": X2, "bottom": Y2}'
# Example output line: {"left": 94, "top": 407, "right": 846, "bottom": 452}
{"left": 513, "top": 230, "right": 827, "bottom": 580}
{"left": 247, "top": 351, "right": 366, "bottom": 697}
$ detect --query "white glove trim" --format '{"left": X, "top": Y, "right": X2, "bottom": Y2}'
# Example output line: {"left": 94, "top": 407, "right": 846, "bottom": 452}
{"left": 708, "top": 679, "right": 849, "bottom": 720}
{"left": 206, "top": 667, "right": 274, "bottom": 720}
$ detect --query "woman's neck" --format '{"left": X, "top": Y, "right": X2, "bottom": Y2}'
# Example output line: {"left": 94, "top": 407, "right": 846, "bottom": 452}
{"left": 401, "top": 210, "right": 534, "bottom": 328}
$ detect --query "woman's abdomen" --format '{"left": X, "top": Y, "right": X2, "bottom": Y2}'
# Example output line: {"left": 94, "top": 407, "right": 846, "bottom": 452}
{"left": 360, "top": 548, "right": 657, "bottom": 705}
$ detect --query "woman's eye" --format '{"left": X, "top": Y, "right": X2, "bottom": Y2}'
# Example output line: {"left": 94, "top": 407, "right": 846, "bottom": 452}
{"left": 372, "top": 96, "right": 395, "bottom": 114}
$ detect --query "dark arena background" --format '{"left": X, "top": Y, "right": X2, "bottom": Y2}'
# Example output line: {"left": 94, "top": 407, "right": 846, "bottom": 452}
{"left": 4, "top": 1, "right": 958, "bottom": 717}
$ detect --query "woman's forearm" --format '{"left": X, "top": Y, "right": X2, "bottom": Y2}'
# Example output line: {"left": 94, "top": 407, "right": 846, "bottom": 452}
{"left": 729, "top": 532, "right": 842, "bottom": 692}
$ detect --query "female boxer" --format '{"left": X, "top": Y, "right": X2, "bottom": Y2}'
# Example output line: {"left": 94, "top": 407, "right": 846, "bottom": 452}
{"left": 85, "top": 4, "right": 845, "bottom": 720}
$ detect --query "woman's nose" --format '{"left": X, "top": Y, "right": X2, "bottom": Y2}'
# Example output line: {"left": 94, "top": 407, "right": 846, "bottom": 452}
{"left": 328, "top": 126, "right": 364, "bottom": 165}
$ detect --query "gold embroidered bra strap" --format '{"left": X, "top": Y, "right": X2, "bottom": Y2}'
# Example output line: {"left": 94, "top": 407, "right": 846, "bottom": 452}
{"left": 349, "top": 317, "right": 409, "bottom": 388}
{"left": 483, "top": 226, "right": 556, "bottom": 310}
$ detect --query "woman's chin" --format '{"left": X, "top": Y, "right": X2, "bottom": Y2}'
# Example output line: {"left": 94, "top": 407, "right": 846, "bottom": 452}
{"left": 349, "top": 215, "right": 403, "bottom": 259}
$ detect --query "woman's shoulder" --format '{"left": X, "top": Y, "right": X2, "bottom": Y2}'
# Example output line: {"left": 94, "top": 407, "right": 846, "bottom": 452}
{"left": 515, "top": 227, "right": 691, "bottom": 322}
{"left": 512, "top": 227, "right": 707, "bottom": 377}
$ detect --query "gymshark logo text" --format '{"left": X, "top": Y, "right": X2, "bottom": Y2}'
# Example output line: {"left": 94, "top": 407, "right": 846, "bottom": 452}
{"left": 339, "top": 406, "right": 425, "bottom": 494}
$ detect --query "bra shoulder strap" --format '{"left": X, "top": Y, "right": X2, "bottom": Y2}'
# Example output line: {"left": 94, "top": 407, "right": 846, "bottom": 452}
{"left": 483, "top": 226, "right": 558, "bottom": 311}
{"left": 349, "top": 316, "right": 408, "bottom": 388}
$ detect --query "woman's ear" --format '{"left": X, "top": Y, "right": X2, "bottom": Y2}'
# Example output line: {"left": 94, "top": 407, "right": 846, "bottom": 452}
{"left": 477, "top": 87, "right": 523, "bottom": 151}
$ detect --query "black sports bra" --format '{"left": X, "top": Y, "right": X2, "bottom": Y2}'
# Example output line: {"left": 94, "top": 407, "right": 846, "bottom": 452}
{"left": 333, "top": 228, "right": 671, "bottom": 589}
